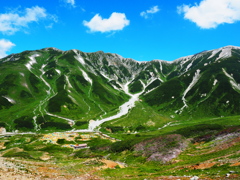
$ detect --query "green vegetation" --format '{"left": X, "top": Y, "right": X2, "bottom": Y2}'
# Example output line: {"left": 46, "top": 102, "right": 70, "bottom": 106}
{"left": 173, "top": 124, "right": 224, "bottom": 141}
{"left": 1, "top": 46, "right": 240, "bottom": 132}
{"left": 0, "top": 117, "right": 240, "bottom": 179}
{"left": 129, "top": 80, "right": 143, "bottom": 93}
{"left": 14, "top": 116, "right": 35, "bottom": 130}
{"left": 101, "top": 101, "right": 171, "bottom": 133}
{"left": 1, "top": 47, "right": 240, "bottom": 178}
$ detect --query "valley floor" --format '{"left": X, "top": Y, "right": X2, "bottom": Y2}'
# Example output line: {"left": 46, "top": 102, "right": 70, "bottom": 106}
{"left": 1, "top": 116, "right": 240, "bottom": 179}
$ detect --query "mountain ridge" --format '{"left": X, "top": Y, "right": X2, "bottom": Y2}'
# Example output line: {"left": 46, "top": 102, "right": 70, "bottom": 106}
{"left": 0, "top": 45, "right": 240, "bottom": 132}
{"left": 2, "top": 45, "right": 239, "bottom": 69}
{"left": 1, "top": 46, "right": 240, "bottom": 180}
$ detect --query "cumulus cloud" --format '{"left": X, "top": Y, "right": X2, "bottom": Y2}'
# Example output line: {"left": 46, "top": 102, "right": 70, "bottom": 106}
{"left": 177, "top": 0, "right": 240, "bottom": 29}
{"left": 140, "top": 6, "right": 160, "bottom": 19}
{"left": 0, "top": 6, "right": 55, "bottom": 34}
{"left": 0, "top": 39, "right": 15, "bottom": 58}
{"left": 83, "top": 12, "right": 130, "bottom": 33}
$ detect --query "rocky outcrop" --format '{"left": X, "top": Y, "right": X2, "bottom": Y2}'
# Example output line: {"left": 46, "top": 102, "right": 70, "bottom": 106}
{"left": 134, "top": 134, "right": 189, "bottom": 163}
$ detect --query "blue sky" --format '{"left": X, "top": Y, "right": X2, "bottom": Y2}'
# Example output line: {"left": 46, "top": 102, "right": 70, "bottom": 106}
{"left": 0, "top": 0, "right": 240, "bottom": 61}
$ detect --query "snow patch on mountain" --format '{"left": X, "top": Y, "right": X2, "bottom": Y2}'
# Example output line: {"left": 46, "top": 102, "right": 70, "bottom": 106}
{"left": 88, "top": 91, "right": 141, "bottom": 131}
{"left": 80, "top": 68, "right": 92, "bottom": 85}
{"left": 111, "top": 84, "right": 120, "bottom": 90}
{"left": 68, "top": 95, "right": 78, "bottom": 105}
{"left": 173, "top": 55, "right": 193, "bottom": 65}
{"left": 185, "top": 60, "right": 193, "bottom": 72}
{"left": 217, "top": 48, "right": 232, "bottom": 60}
{"left": 46, "top": 112, "right": 75, "bottom": 125}
{"left": 153, "top": 67, "right": 164, "bottom": 82}
{"left": 25, "top": 55, "right": 54, "bottom": 131}
{"left": 39, "top": 64, "right": 51, "bottom": 95}
{"left": 208, "top": 49, "right": 221, "bottom": 59}
{"left": 25, "top": 54, "right": 40, "bottom": 70}
{"left": 31, "top": 63, "right": 58, "bottom": 131}
{"left": 158, "top": 61, "right": 166, "bottom": 78}
{"left": 145, "top": 86, "right": 158, "bottom": 95}
{"left": 43, "top": 47, "right": 63, "bottom": 52}
{"left": 177, "top": 69, "right": 201, "bottom": 114}
{"left": 222, "top": 68, "right": 240, "bottom": 92}
{"left": 55, "top": 69, "right": 61, "bottom": 75}
{"left": 73, "top": 49, "right": 85, "bottom": 64}
{"left": 65, "top": 75, "right": 73, "bottom": 89}
{"left": 81, "top": 80, "right": 146, "bottom": 131}
{"left": 159, "top": 61, "right": 163, "bottom": 73}
{"left": 22, "top": 82, "right": 30, "bottom": 90}
{"left": 2, "top": 96, "right": 16, "bottom": 104}
{"left": 158, "top": 122, "right": 172, "bottom": 130}
{"left": 208, "top": 46, "right": 240, "bottom": 61}
{"left": 100, "top": 71, "right": 112, "bottom": 81}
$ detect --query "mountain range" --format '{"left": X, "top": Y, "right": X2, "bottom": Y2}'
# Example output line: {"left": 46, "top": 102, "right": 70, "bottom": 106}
{"left": 1, "top": 45, "right": 240, "bottom": 132}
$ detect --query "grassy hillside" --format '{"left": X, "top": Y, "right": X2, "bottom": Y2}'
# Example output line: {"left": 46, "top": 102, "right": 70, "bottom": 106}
{"left": 1, "top": 46, "right": 240, "bottom": 132}
{"left": 0, "top": 115, "right": 239, "bottom": 179}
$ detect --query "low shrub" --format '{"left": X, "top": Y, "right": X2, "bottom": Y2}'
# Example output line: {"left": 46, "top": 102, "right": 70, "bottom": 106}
{"left": 3, "top": 151, "right": 33, "bottom": 159}
{"left": 39, "top": 144, "right": 72, "bottom": 154}
{"left": 74, "top": 149, "right": 102, "bottom": 158}
{"left": 174, "top": 124, "right": 224, "bottom": 139}
{"left": 75, "top": 121, "right": 88, "bottom": 126}
{"left": 105, "top": 126, "right": 124, "bottom": 133}
{"left": 88, "top": 138, "right": 112, "bottom": 151}
{"left": 110, "top": 138, "right": 144, "bottom": 153}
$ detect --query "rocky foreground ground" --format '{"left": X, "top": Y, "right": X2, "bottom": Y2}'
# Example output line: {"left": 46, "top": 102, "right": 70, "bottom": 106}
{"left": 0, "top": 130, "right": 239, "bottom": 179}
{"left": 1, "top": 156, "right": 239, "bottom": 180}
{"left": 0, "top": 157, "right": 37, "bottom": 180}
{"left": 0, "top": 157, "right": 102, "bottom": 180}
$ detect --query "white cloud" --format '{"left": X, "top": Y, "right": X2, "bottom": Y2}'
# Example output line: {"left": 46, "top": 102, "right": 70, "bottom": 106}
{"left": 0, "top": 6, "right": 55, "bottom": 34}
{"left": 63, "top": 0, "right": 75, "bottom": 7}
{"left": 83, "top": 12, "right": 130, "bottom": 33}
{"left": 178, "top": 0, "right": 240, "bottom": 29}
{"left": 140, "top": 6, "right": 160, "bottom": 19}
{"left": 45, "top": 23, "right": 54, "bottom": 29}
{"left": 0, "top": 39, "right": 15, "bottom": 58}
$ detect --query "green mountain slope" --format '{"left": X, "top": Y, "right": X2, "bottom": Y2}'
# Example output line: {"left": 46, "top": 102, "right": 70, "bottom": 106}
{"left": 0, "top": 45, "right": 240, "bottom": 132}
